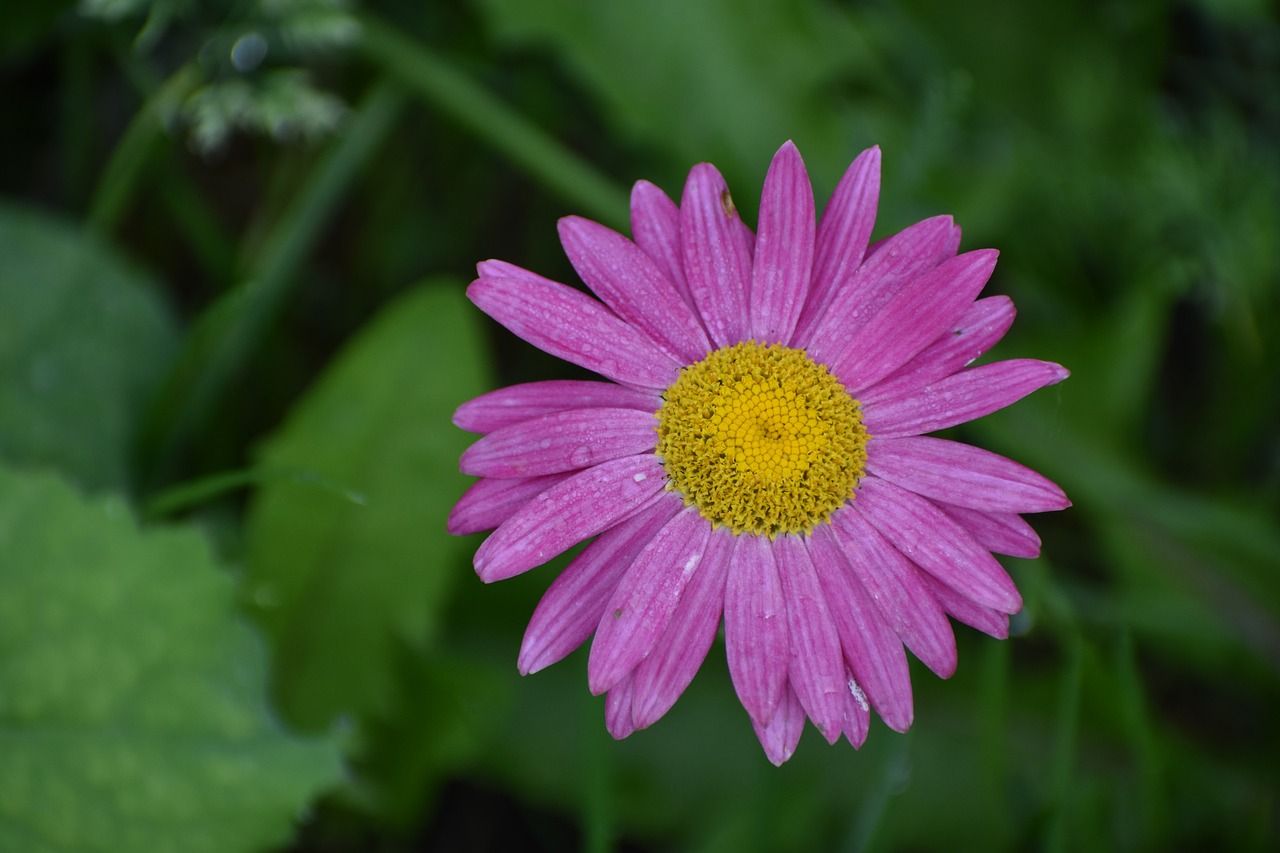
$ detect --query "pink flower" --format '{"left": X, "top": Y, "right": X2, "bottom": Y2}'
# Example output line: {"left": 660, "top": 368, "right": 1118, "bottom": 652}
{"left": 450, "top": 141, "right": 1069, "bottom": 765}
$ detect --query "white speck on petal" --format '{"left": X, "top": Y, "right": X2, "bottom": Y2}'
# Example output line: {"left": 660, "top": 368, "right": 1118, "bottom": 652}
{"left": 849, "top": 677, "right": 869, "bottom": 712}
{"left": 682, "top": 554, "right": 700, "bottom": 575}
{"left": 633, "top": 472, "right": 647, "bottom": 482}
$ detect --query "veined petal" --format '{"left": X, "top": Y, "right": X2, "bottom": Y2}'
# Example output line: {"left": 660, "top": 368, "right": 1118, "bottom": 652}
{"left": 460, "top": 407, "right": 657, "bottom": 478}
{"left": 518, "top": 498, "right": 680, "bottom": 675}
{"left": 832, "top": 502, "right": 958, "bottom": 678}
{"left": 630, "top": 180, "right": 694, "bottom": 311}
{"left": 681, "top": 163, "right": 753, "bottom": 346}
{"left": 454, "top": 380, "right": 659, "bottom": 434}
{"left": 808, "top": 527, "right": 914, "bottom": 732}
{"left": 796, "top": 146, "right": 881, "bottom": 342}
{"left": 867, "top": 436, "right": 1070, "bottom": 514}
{"left": 856, "top": 476, "right": 1023, "bottom": 613}
{"left": 942, "top": 504, "right": 1043, "bottom": 559}
{"left": 474, "top": 455, "right": 668, "bottom": 582}
{"left": 630, "top": 525, "right": 733, "bottom": 730}
{"left": 751, "top": 683, "right": 806, "bottom": 767}
{"left": 774, "top": 534, "right": 855, "bottom": 744}
{"left": 831, "top": 250, "right": 999, "bottom": 394}
{"left": 448, "top": 473, "right": 568, "bottom": 536}
{"left": 588, "top": 506, "right": 713, "bottom": 695}
{"left": 799, "top": 214, "right": 960, "bottom": 353}
{"left": 859, "top": 296, "right": 1015, "bottom": 403}
{"left": 863, "top": 359, "right": 1070, "bottom": 438}
{"left": 605, "top": 675, "right": 637, "bottom": 739}
{"left": 724, "top": 534, "right": 789, "bottom": 727}
{"left": 750, "top": 141, "right": 815, "bottom": 344}
{"left": 468, "top": 276, "right": 680, "bottom": 390}
{"left": 922, "top": 572, "right": 1011, "bottom": 639}
{"left": 560, "top": 216, "right": 712, "bottom": 362}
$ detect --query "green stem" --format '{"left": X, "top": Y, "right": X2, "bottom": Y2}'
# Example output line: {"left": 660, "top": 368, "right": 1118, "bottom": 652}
{"left": 356, "top": 14, "right": 630, "bottom": 228}
{"left": 87, "top": 62, "right": 202, "bottom": 233}
{"left": 137, "top": 81, "right": 405, "bottom": 489}
{"left": 142, "top": 465, "right": 366, "bottom": 520}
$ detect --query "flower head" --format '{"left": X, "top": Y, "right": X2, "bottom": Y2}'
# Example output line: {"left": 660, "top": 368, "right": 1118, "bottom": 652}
{"left": 450, "top": 141, "right": 1069, "bottom": 764}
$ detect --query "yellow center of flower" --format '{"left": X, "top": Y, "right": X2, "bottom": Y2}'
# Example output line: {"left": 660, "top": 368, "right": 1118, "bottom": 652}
{"left": 655, "top": 341, "right": 869, "bottom": 536}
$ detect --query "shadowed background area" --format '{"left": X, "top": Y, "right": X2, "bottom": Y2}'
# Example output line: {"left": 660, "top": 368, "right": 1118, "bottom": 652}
{"left": 0, "top": 0, "right": 1277, "bottom": 850}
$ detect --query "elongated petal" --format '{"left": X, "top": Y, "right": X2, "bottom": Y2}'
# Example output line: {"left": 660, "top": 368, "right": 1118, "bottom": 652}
{"left": 856, "top": 476, "right": 1022, "bottom": 613}
{"left": 518, "top": 498, "right": 680, "bottom": 674}
{"left": 724, "top": 534, "right": 789, "bottom": 727}
{"left": 681, "top": 163, "right": 752, "bottom": 346}
{"left": 468, "top": 276, "right": 680, "bottom": 390}
{"left": 460, "top": 407, "right": 657, "bottom": 478}
{"left": 774, "top": 535, "right": 854, "bottom": 744}
{"left": 922, "top": 572, "right": 1010, "bottom": 639}
{"left": 942, "top": 503, "right": 1043, "bottom": 558}
{"left": 808, "top": 526, "right": 914, "bottom": 731}
{"left": 831, "top": 250, "right": 999, "bottom": 394}
{"left": 796, "top": 146, "right": 881, "bottom": 341}
{"left": 800, "top": 214, "right": 960, "bottom": 353}
{"left": 630, "top": 526, "right": 733, "bottom": 729}
{"left": 631, "top": 180, "right": 693, "bottom": 309}
{"left": 751, "top": 683, "right": 806, "bottom": 766}
{"left": 859, "top": 296, "right": 1015, "bottom": 402}
{"left": 588, "top": 506, "right": 712, "bottom": 694}
{"left": 474, "top": 455, "right": 668, "bottom": 582}
{"left": 863, "top": 359, "right": 1070, "bottom": 438}
{"left": 560, "top": 216, "right": 711, "bottom": 362}
{"left": 867, "top": 436, "right": 1070, "bottom": 513}
{"left": 454, "top": 380, "right": 659, "bottom": 434}
{"left": 750, "top": 141, "right": 815, "bottom": 344}
{"left": 832, "top": 502, "right": 958, "bottom": 678}
{"left": 448, "top": 473, "right": 568, "bottom": 536}
{"left": 605, "top": 675, "right": 636, "bottom": 739}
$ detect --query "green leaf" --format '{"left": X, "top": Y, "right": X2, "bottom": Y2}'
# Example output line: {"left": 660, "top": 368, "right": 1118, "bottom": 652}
{"left": 0, "top": 466, "right": 341, "bottom": 852}
{"left": 244, "top": 280, "right": 490, "bottom": 729}
{"left": 0, "top": 203, "right": 179, "bottom": 491}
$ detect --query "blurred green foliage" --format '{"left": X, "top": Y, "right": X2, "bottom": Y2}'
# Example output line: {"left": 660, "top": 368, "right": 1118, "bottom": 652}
{"left": 0, "top": 0, "right": 1277, "bottom": 851}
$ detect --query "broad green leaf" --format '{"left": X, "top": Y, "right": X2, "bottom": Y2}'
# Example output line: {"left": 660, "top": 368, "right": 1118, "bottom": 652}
{"left": 0, "top": 203, "right": 179, "bottom": 491}
{"left": 0, "top": 466, "right": 341, "bottom": 853}
{"left": 244, "top": 280, "right": 490, "bottom": 729}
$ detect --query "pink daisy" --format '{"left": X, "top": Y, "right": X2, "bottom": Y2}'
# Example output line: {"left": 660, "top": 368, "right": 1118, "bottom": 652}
{"left": 449, "top": 141, "right": 1069, "bottom": 765}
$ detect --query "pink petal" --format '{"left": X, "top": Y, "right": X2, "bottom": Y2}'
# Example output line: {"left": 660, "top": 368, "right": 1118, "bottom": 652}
{"left": 807, "top": 526, "right": 914, "bottom": 732}
{"left": 922, "top": 572, "right": 1010, "bottom": 639}
{"left": 453, "top": 380, "right": 659, "bottom": 434}
{"left": 630, "top": 180, "right": 695, "bottom": 312}
{"left": 473, "top": 454, "right": 668, "bottom": 582}
{"left": 629, "top": 526, "right": 732, "bottom": 730}
{"left": 460, "top": 407, "right": 657, "bottom": 478}
{"left": 448, "top": 473, "right": 568, "bottom": 536}
{"left": 518, "top": 498, "right": 679, "bottom": 674}
{"left": 942, "top": 503, "right": 1043, "bottom": 559}
{"left": 794, "top": 146, "right": 881, "bottom": 342}
{"left": 832, "top": 502, "right": 958, "bottom": 678}
{"left": 680, "top": 163, "right": 753, "bottom": 347}
{"left": 855, "top": 476, "right": 1023, "bottom": 613}
{"left": 749, "top": 141, "right": 815, "bottom": 344}
{"left": 799, "top": 214, "right": 960, "bottom": 354}
{"left": 559, "top": 216, "right": 712, "bottom": 362}
{"left": 866, "top": 436, "right": 1070, "bottom": 514}
{"left": 830, "top": 249, "right": 999, "bottom": 394}
{"left": 587, "top": 506, "right": 712, "bottom": 695}
{"left": 751, "top": 682, "right": 806, "bottom": 766}
{"left": 605, "top": 675, "right": 637, "bottom": 739}
{"left": 859, "top": 296, "right": 1015, "bottom": 402}
{"left": 724, "top": 534, "right": 790, "bottom": 727}
{"left": 773, "top": 534, "right": 856, "bottom": 745}
{"left": 468, "top": 276, "right": 680, "bottom": 390}
{"left": 862, "top": 359, "right": 1070, "bottom": 439}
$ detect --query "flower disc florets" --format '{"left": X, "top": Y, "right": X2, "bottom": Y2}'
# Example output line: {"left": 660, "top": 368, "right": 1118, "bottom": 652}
{"left": 656, "top": 341, "right": 869, "bottom": 536}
